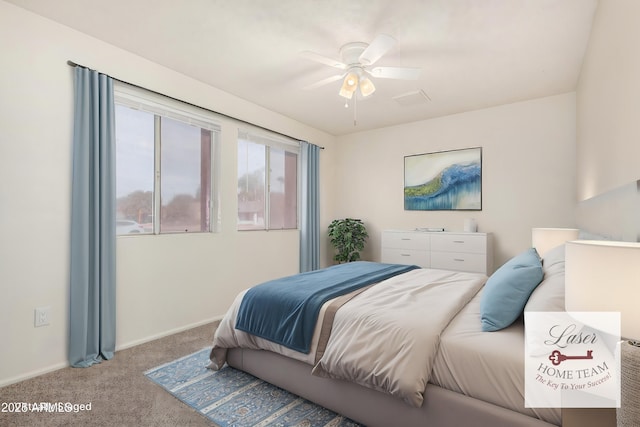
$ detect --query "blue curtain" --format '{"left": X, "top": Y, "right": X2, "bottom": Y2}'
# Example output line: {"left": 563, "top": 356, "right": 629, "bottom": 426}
{"left": 69, "top": 66, "right": 116, "bottom": 367}
{"left": 299, "top": 141, "right": 320, "bottom": 272}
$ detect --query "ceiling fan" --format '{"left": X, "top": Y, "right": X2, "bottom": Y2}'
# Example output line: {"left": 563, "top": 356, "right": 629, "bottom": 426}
{"left": 301, "top": 34, "right": 421, "bottom": 99}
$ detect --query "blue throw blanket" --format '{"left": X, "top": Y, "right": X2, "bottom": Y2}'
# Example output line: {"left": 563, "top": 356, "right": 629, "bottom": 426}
{"left": 235, "top": 261, "right": 420, "bottom": 353}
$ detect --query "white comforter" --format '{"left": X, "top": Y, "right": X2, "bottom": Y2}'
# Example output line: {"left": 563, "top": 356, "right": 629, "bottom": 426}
{"left": 210, "top": 268, "right": 486, "bottom": 408}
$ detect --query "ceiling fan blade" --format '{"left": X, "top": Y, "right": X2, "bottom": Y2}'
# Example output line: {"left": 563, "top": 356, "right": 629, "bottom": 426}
{"left": 303, "top": 74, "right": 344, "bottom": 90}
{"left": 369, "top": 66, "right": 422, "bottom": 80}
{"left": 299, "top": 51, "right": 347, "bottom": 69}
{"left": 359, "top": 34, "right": 396, "bottom": 66}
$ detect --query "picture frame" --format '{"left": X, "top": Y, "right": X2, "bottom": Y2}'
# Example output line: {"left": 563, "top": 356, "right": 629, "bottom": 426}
{"left": 404, "top": 147, "right": 482, "bottom": 211}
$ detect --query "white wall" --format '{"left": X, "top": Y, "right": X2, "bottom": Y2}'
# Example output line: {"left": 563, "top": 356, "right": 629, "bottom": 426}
{"left": 575, "top": 0, "right": 640, "bottom": 241}
{"left": 0, "top": 1, "right": 336, "bottom": 386}
{"left": 576, "top": 0, "right": 640, "bottom": 200}
{"left": 332, "top": 93, "right": 578, "bottom": 268}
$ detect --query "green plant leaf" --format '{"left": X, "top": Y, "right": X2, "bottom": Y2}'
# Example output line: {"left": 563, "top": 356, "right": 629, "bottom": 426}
{"left": 327, "top": 218, "right": 368, "bottom": 263}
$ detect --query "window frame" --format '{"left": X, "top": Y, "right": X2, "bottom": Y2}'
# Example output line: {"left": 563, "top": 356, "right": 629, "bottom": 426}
{"left": 114, "top": 82, "right": 221, "bottom": 235}
{"left": 237, "top": 128, "right": 300, "bottom": 231}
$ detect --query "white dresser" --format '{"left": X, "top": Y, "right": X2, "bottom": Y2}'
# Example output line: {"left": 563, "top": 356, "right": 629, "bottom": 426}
{"left": 381, "top": 230, "right": 493, "bottom": 275}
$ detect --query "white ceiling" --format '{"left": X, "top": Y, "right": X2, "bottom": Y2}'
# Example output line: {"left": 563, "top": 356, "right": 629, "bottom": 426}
{"left": 8, "top": 0, "right": 598, "bottom": 136}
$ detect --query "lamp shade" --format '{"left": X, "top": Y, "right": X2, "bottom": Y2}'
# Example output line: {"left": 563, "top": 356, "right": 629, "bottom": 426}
{"left": 531, "top": 228, "right": 579, "bottom": 258}
{"left": 338, "top": 72, "right": 359, "bottom": 99}
{"left": 359, "top": 77, "right": 376, "bottom": 97}
{"left": 565, "top": 240, "right": 640, "bottom": 341}
{"left": 338, "top": 85, "right": 354, "bottom": 99}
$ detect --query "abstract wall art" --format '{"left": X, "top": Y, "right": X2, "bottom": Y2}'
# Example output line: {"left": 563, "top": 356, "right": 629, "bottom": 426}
{"left": 404, "top": 147, "right": 482, "bottom": 211}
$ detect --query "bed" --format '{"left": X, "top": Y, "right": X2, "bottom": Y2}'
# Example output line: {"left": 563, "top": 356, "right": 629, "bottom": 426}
{"left": 209, "top": 247, "right": 567, "bottom": 427}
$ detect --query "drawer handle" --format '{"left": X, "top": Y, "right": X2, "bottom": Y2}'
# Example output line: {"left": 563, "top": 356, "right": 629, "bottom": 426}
{"left": 401, "top": 238, "right": 412, "bottom": 241}
{"left": 454, "top": 258, "right": 465, "bottom": 262}
{"left": 401, "top": 254, "right": 411, "bottom": 257}
{"left": 453, "top": 240, "right": 465, "bottom": 243}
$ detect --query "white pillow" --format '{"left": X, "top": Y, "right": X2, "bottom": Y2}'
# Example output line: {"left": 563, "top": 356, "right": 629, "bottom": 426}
{"left": 524, "top": 244, "right": 565, "bottom": 312}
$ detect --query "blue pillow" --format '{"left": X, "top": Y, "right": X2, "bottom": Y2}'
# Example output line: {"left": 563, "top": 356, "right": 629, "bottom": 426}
{"left": 481, "top": 248, "right": 544, "bottom": 332}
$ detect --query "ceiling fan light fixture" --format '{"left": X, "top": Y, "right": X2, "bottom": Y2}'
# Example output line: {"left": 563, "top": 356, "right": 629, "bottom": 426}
{"left": 339, "top": 85, "right": 354, "bottom": 99}
{"left": 359, "top": 77, "right": 376, "bottom": 97}
{"left": 339, "top": 71, "right": 359, "bottom": 98}
{"left": 302, "top": 33, "right": 422, "bottom": 106}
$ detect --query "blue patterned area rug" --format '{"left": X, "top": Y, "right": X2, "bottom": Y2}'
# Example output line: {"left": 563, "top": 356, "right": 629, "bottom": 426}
{"left": 145, "top": 348, "right": 362, "bottom": 427}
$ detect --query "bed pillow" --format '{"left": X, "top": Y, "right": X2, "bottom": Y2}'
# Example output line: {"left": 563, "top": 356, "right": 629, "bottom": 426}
{"left": 524, "top": 244, "right": 566, "bottom": 313}
{"left": 480, "top": 248, "right": 544, "bottom": 332}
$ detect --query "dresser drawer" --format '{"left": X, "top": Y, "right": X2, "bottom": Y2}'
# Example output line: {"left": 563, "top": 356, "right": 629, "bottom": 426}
{"left": 381, "top": 248, "right": 429, "bottom": 268}
{"left": 430, "top": 251, "right": 487, "bottom": 274}
{"left": 430, "top": 233, "right": 486, "bottom": 254}
{"left": 382, "top": 231, "right": 430, "bottom": 251}
{"left": 381, "top": 230, "right": 492, "bottom": 274}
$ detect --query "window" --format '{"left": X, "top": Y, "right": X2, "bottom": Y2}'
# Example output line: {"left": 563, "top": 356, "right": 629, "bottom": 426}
{"left": 115, "top": 83, "right": 220, "bottom": 235}
{"left": 237, "top": 130, "right": 298, "bottom": 230}
{"left": 115, "top": 105, "right": 154, "bottom": 235}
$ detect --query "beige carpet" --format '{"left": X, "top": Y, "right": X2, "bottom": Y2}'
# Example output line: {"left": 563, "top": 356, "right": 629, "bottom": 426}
{"left": 0, "top": 322, "right": 220, "bottom": 427}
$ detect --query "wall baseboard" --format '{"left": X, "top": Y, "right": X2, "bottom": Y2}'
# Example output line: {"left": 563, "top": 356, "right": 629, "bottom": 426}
{"left": 115, "top": 316, "right": 223, "bottom": 351}
{"left": 0, "top": 315, "right": 223, "bottom": 388}
{"left": 0, "top": 361, "right": 70, "bottom": 388}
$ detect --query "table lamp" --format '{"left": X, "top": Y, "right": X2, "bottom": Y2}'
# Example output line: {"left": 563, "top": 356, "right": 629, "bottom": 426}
{"left": 531, "top": 228, "right": 580, "bottom": 258}
{"left": 565, "top": 240, "right": 640, "bottom": 426}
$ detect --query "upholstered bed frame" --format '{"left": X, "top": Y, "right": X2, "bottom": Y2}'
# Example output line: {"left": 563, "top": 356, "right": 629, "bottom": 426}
{"left": 212, "top": 236, "right": 583, "bottom": 427}
{"left": 227, "top": 348, "right": 559, "bottom": 427}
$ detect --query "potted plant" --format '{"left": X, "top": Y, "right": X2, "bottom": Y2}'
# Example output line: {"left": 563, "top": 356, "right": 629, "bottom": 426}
{"left": 328, "top": 218, "right": 369, "bottom": 263}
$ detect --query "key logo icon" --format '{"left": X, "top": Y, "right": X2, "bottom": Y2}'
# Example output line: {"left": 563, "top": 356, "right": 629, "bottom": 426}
{"left": 548, "top": 350, "right": 593, "bottom": 366}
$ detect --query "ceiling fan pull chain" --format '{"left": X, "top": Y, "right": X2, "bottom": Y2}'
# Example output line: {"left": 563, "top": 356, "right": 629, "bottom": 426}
{"left": 354, "top": 93, "right": 357, "bottom": 127}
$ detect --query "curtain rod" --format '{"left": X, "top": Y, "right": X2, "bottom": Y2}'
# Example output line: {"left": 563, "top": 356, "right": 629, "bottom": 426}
{"left": 67, "top": 60, "right": 324, "bottom": 149}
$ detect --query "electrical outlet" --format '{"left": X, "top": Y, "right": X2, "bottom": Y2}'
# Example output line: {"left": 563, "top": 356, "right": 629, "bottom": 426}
{"left": 34, "top": 306, "right": 51, "bottom": 327}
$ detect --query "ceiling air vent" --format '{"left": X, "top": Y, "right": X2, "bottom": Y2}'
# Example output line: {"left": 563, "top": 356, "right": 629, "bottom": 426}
{"left": 392, "top": 89, "right": 431, "bottom": 106}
